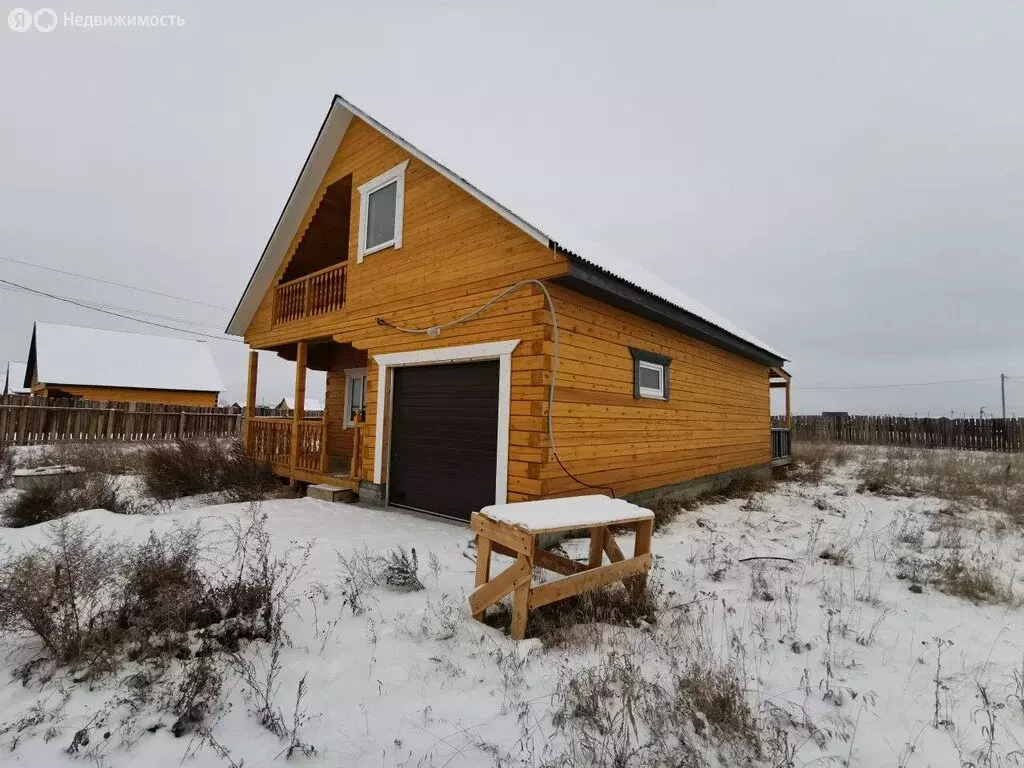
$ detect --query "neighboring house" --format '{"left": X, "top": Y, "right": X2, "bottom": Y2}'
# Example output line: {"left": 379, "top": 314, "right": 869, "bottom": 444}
{"left": 228, "top": 94, "right": 792, "bottom": 522}
{"left": 276, "top": 397, "right": 325, "bottom": 413}
{"left": 3, "top": 361, "right": 30, "bottom": 395}
{"left": 24, "top": 322, "right": 224, "bottom": 406}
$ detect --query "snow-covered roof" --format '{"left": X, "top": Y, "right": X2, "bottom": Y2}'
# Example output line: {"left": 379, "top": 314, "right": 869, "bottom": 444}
{"left": 278, "top": 397, "right": 324, "bottom": 412}
{"left": 4, "top": 361, "right": 29, "bottom": 395}
{"left": 226, "top": 94, "right": 784, "bottom": 362}
{"left": 27, "top": 323, "right": 224, "bottom": 393}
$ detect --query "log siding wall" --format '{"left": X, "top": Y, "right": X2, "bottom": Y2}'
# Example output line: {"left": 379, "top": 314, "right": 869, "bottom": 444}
{"left": 31, "top": 384, "right": 218, "bottom": 408}
{"left": 243, "top": 117, "right": 772, "bottom": 502}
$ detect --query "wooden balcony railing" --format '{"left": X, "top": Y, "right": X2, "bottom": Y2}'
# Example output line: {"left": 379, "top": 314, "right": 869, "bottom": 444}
{"left": 771, "top": 427, "right": 792, "bottom": 462}
{"left": 273, "top": 262, "right": 347, "bottom": 325}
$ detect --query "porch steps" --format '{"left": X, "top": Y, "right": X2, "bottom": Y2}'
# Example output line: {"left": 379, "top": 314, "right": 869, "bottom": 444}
{"left": 307, "top": 483, "right": 358, "bottom": 503}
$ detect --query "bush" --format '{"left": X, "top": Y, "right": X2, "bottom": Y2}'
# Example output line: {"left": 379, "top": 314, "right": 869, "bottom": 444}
{"left": 2, "top": 473, "right": 139, "bottom": 527}
{"left": 0, "top": 443, "right": 13, "bottom": 488}
{"left": 0, "top": 519, "right": 125, "bottom": 663}
{"left": 139, "top": 438, "right": 281, "bottom": 502}
{"left": 792, "top": 442, "right": 850, "bottom": 484}
{"left": 0, "top": 507, "right": 307, "bottom": 669}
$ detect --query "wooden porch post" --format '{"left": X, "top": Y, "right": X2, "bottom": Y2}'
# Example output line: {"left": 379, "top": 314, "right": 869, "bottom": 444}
{"left": 785, "top": 379, "right": 792, "bottom": 430}
{"left": 289, "top": 342, "right": 308, "bottom": 485}
{"left": 244, "top": 350, "right": 258, "bottom": 452}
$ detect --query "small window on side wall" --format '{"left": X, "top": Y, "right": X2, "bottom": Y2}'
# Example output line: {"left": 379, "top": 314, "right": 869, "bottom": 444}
{"left": 629, "top": 348, "right": 671, "bottom": 400}
{"left": 344, "top": 367, "right": 368, "bottom": 427}
{"left": 357, "top": 160, "right": 409, "bottom": 262}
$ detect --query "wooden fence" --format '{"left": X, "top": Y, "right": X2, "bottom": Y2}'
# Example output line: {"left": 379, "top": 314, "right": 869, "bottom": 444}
{"left": 0, "top": 394, "right": 288, "bottom": 445}
{"left": 773, "top": 414, "right": 1024, "bottom": 453}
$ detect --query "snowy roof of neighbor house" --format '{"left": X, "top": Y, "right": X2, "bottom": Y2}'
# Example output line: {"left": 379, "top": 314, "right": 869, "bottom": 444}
{"left": 4, "top": 361, "right": 29, "bottom": 394}
{"left": 226, "top": 94, "right": 785, "bottom": 365}
{"left": 26, "top": 323, "right": 224, "bottom": 393}
{"left": 279, "top": 397, "right": 324, "bottom": 412}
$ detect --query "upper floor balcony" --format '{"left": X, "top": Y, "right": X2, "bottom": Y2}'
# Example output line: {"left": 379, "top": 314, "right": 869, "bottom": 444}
{"left": 272, "top": 261, "right": 347, "bottom": 326}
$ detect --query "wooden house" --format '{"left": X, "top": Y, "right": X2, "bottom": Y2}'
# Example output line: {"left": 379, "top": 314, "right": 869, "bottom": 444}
{"left": 24, "top": 322, "right": 223, "bottom": 407}
{"left": 275, "top": 396, "right": 325, "bottom": 414}
{"left": 227, "top": 95, "right": 792, "bottom": 521}
{"left": 3, "top": 361, "right": 30, "bottom": 395}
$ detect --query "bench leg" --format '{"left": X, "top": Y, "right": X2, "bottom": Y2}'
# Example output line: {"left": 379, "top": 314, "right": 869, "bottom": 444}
{"left": 588, "top": 525, "right": 606, "bottom": 568}
{"left": 510, "top": 578, "right": 531, "bottom": 640}
{"left": 474, "top": 535, "right": 492, "bottom": 587}
{"left": 629, "top": 519, "right": 654, "bottom": 598}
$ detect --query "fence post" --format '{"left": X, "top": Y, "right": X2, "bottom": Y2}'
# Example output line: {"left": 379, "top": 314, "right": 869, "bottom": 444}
{"left": 178, "top": 409, "right": 187, "bottom": 439}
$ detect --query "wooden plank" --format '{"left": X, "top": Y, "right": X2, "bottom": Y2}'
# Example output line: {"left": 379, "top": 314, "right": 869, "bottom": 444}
{"left": 532, "top": 546, "right": 588, "bottom": 576}
{"left": 528, "top": 553, "right": 653, "bottom": 610}
{"left": 467, "top": 555, "right": 531, "bottom": 618}
{"left": 469, "top": 513, "right": 535, "bottom": 556}
{"left": 603, "top": 529, "right": 625, "bottom": 563}
{"left": 510, "top": 576, "right": 531, "bottom": 640}
{"left": 588, "top": 526, "right": 605, "bottom": 568}
{"left": 474, "top": 536, "right": 492, "bottom": 589}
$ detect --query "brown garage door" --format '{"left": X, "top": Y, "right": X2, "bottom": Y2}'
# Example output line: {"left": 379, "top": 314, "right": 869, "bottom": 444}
{"left": 388, "top": 360, "right": 499, "bottom": 520}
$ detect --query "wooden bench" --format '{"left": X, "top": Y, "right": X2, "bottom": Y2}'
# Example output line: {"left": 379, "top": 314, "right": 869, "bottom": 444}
{"left": 468, "top": 496, "right": 655, "bottom": 640}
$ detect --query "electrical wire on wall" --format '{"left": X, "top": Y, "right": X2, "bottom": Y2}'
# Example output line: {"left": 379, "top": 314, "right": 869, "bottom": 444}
{"left": 377, "top": 279, "right": 616, "bottom": 497}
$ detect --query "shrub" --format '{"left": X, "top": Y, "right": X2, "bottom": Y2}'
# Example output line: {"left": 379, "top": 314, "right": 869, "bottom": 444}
{"left": 0, "top": 519, "right": 125, "bottom": 663}
{"left": 0, "top": 506, "right": 308, "bottom": 669}
{"left": 0, "top": 442, "right": 13, "bottom": 488}
{"left": 2, "top": 473, "right": 139, "bottom": 527}
{"left": 792, "top": 442, "right": 850, "bottom": 484}
{"left": 139, "top": 438, "right": 281, "bottom": 502}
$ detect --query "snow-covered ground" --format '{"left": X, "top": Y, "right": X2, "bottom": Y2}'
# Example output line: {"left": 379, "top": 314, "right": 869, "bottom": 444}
{"left": 1, "top": 457, "right": 1023, "bottom": 766}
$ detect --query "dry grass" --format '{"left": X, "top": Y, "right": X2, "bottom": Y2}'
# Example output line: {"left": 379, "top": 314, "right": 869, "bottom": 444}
{"left": 139, "top": 438, "right": 284, "bottom": 502}
{"left": 2, "top": 473, "right": 139, "bottom": 527}
{"left": 791, "top": 441, "right": 852, "bottom": 483}
{"left": 856, "top": 447, "right": 1024, "bottom": 524}
{"left": 483, "top": 568, "right": 663, "bottom": 649}
{"left": 0, "top": 443, "right": 14, "bottom": 488}
{"left": 645, "top": 471, "right": 776, "bottom": 531}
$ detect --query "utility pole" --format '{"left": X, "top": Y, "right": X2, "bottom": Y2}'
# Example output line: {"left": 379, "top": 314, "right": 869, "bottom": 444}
{"left": 1001, "top": 373, "right": 1007, "bottom": 420}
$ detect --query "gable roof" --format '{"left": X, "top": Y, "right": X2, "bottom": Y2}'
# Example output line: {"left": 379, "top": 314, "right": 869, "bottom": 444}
{"left": 3, "top": 361, "right": 29, "bottom": 395}
{"left": 227, "top": 94, "right": 785, "bottom": 365}
{"left": 26, "top": 323, "right": 224, "bottom": 393}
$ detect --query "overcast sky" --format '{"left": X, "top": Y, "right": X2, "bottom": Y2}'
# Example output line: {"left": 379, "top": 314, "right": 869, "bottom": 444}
{"left": 2, "top": 0, "right": 1022, "bottom": 416}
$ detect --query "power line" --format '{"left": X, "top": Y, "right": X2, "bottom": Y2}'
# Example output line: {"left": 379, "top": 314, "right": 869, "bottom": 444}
{"left": 0, "top": 255, "right": 231, "bottom": 311}
{"left": 0, "top": 278, "right": 242, "bottom": 343}
{"left": 795, "top": 376, "right": 998, "bottom": 391}
{"left": 2, "top": 283, "right": 227, "bottom": 330}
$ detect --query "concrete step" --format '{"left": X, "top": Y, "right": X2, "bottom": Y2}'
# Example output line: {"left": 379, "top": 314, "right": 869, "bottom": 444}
{"left": 306, "top": 483, "right": 358, "bottom": 503}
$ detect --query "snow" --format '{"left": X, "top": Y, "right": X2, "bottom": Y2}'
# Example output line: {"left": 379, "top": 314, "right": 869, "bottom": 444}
{"left": 480, "top": 494, "right": 653, "bottom": 532}
{"left": 1, "top": 457, "right": 1023, "bottom": 766}
{"left": 29, "top": 322, "right": 224, "bottom": 393}
{"left": 3, "top": 361, "right": 29, "bottom": 394}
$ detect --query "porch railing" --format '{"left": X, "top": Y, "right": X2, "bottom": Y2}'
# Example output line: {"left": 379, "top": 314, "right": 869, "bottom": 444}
{"left": 771, "top": 427, "right": 791, "bottom": 461}
{"left": 249, "top": 417, "right": 291, "bottom": 466}
{"left": 248, "top": 417, "right": 326, "bottom": 472}
{"left": 273, "top": 262, "right": 347, "bottom": 325}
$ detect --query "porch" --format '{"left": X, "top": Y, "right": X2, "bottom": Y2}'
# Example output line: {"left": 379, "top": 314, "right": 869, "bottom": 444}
{"left": 769, "top": 367, "right": 792, "bottom": 466}
{"left": 243, "top": 336, "right": 367, "bottom": 491}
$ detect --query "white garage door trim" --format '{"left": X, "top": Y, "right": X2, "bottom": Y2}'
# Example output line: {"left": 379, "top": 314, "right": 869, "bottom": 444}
{"left": 372, "top": 339, "right": 521, "bottom": 504}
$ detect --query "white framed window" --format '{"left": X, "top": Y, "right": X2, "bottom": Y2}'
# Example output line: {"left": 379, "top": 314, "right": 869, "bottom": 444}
{"left": 343, "top": 367, "right": 368, "bottom": 427}
{"left": 630, "top": 348, "right": 671, "bottom": 400}
{"left": 637, "top": 361, "right": 665, "bottom": 399}
{"left": 357, "top": 160, "right": 409, "bottom": 262}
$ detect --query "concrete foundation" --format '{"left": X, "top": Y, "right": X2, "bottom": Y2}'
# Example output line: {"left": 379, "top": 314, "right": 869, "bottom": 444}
{"left": 624, "top": 463, "right": 773, "bottom": 508}
{"left": 358, "top": 480, "right": 387, "bottom": 506}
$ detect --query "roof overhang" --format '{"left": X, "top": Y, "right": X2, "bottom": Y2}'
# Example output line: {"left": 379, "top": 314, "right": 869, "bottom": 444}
{"left": 225, "top": 95, "right": 549, "bottom": 337}
{"left": 553, "top": 260, "right": 786, "bottom": 369}
{"left": 226, "top": 94, "right": 786, "bottom": 366}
